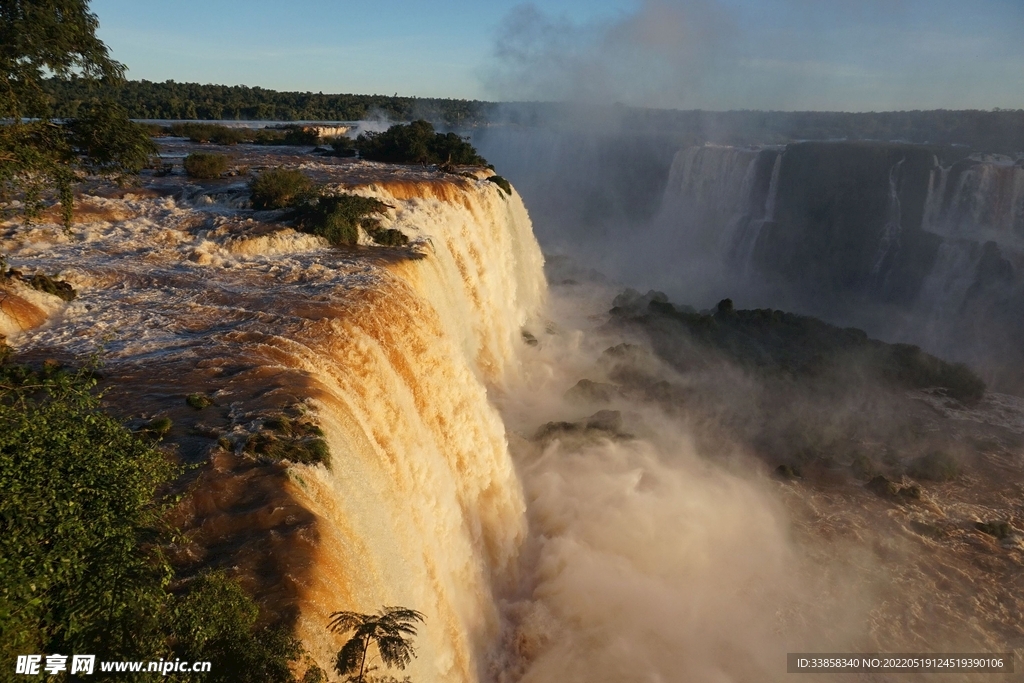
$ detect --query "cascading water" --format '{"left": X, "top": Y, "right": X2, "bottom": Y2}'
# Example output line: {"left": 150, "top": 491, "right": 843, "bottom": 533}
{"left": 870, "top": 157, "right": 907, "bottom": 288}
{"left": 731, "top": 150, "right": 783, "bottom": 273}
{"left": 2, "top": 163, "right": 546, "bottom": 683}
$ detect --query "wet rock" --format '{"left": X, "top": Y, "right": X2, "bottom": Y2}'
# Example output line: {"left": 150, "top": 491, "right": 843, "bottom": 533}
{"left": 909, "top": 520, "right": 944, "bottom": 538}
{"left": 585, "top": 410, "right": 624, "bottom": 433}
{"left": 975, "top": 521, "right": 1013, "bottom": 540}
{"left": 907, "top": 451, "right": 960, "bottom": 481}
{"left": 898, "top": 484, "right": 922, "bottom": 499}
{"left": 866, "top": 475, "right": 900, "bottom": 497}
{"left": 775, "top": 464, "right": 802, "bottom": 480}
{"left": 565, "top": 379, "right": 618, "bottom": 404}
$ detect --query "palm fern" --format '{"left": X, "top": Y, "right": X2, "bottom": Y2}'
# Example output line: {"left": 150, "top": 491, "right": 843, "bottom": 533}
{"left": 328, "top": 606, "right": 425, "bottom": 683}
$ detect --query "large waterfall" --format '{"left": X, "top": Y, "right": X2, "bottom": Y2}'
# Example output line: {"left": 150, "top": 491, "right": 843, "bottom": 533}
{"left": 651, "top": 142, "right": 1024, "bottom": 391}
{"left": 3, "top": 168, "right": 545, "bottom": 682}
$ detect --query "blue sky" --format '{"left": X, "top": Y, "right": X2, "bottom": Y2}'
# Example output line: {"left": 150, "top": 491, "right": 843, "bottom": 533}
{"left": 91, "top": 0, "right": 1024, "bottom": 111}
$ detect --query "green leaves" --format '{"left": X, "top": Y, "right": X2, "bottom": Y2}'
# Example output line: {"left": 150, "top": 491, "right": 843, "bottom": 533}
{"left": 328, "top": 606, "right": 425, "bottom": 682}
{"left": 1, "top": 2, "right": 154, "bottom": 228}
{"left": 0, "top": 365, "right": 175, "bottom": 664}
{"left": 0, "top": 363, "right": 304, "bottom": 680}
{"left": 357, "top": 120, "right": 488, "bottom": 166}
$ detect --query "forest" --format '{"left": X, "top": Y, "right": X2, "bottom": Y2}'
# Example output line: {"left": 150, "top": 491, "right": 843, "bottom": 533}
{"left": 41, "top": 78, "right": 1024, "bottom": 154}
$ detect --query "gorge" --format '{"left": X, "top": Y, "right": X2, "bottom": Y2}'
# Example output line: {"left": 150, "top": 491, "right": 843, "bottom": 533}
{"left": 3, "top": 135, "right": 1024, "bottom": 682}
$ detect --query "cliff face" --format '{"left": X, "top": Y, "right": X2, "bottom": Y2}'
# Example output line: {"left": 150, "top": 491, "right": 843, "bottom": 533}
{"left": 655, "top": 141, "right": 1024, "bottom": 391}
{"left": 1, "top": 156, "right": 545, "bottom": 682}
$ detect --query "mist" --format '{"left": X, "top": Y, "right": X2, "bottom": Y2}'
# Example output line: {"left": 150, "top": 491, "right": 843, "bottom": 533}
{"left": 470, "top": 4, "right": 1024, "bottom": 678}
{"left": 484, "top": 1, "right": 1024, "bottom": 112}
{"left": 486, "top": 270, "right": 1023, "bottom": 682}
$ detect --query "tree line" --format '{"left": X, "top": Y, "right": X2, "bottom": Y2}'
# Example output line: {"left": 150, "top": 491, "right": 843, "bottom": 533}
{"left": 41, "top": 78, "right": 1024, "bottom": 154}
{"left": 42, "top": 77, "right": 494, "bottom": 125}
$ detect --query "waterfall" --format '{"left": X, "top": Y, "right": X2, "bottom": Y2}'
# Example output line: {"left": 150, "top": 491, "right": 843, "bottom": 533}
{"left": 5, "top": 173, "right": 547, "bottom": 683}
{"left": 732, "top": 150, "right": 783, "bottom": 272}
{"left": 871, "top": 156, "right": 907, "bottom": 283}
{"left": 272, "top": 180, "right": 547, "bottom": 680}
{"left": 921, "top": 155, "right": 1024, "bottom": 247}
{"left": 654, "top": 146, "right": 762, "bottom": 257}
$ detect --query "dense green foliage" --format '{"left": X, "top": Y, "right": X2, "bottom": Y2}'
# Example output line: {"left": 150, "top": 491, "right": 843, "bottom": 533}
{"left": 171, "top": 572, "right": 302, "bottom": 682}
{"left": 184, "top": 152, "right": 229, "bottom": 179}
{"left": 249, "top": 168, "right": 314, "bottom": 210}
{"left": 0, "top": 362, "right": 303, "bottom": 680}
{"left": 0, "top": 363, "right": 175, "bottom": 664}
{"left": 1, "top": 2, "right": 155, "bottom": 227}
{"left": 356, "top": 120, "right": 487, "bottom": 165}
{"left": 292, "top": 194, "right": 391, "bottom": 247}
{"left": 328, "top": 607, "right": 424, "bottom": 683}
{"left": 165, "top": 122, "right": 322, "bottom": 146}
{"left": 43, "top": 77, "right": 490, "bottom": 126}
{"left": 365, "top": 226, "right": 409, "bottom": 247}
{"left": 611, "top": 290, "right": 986, "bottom": 402}
{"left": 40, "top": 78, "right": 1024, "bottom": 153}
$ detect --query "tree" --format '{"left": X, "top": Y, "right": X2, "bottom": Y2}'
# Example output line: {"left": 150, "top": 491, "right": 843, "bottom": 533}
{"left": 0, "top": 0, "right": 155, "bottom": 228}
{"left": 0, "top": 359, "right": 306, "bottom": 680}
{"left": 328, "top": 606, "right": 425, "bottom": 683}
{"left": 356, "top": 120, "right": 488, "bottom": 166}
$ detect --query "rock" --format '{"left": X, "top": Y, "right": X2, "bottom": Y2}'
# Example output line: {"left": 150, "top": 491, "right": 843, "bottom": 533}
{"left": 775, "top": 464, "right": 802, "bottom": 480}
{"left": 866, "top": 475, "right": 900, "bottom": 497}
{"left": 975, "top": 521, "right": 1013, "bottom": 540}
{"left": 565, "top": 379, "right": 618, "bottom": 404}
{"left": 0, "top": 287, "right": 48, "bottom": 337}
{"left": 907, "top": 451, "right": 960, "bottom": 481}
{"left": 898, "top": 484, "right": 922, "bottom": 499}
{"left": 585, "top": 410, "right": 623, "bottom": 433}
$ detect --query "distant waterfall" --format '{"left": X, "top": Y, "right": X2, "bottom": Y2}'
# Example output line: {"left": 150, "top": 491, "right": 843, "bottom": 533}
{"left": 654, "top": 145, "right": 782, "bottom": 273}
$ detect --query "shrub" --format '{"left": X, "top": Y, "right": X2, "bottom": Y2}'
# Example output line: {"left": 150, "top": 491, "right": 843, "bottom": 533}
{"left": 186, "top": 393, "right": 214, "bottom": 410}
{"left": 249, "top": 168, "right": 314, "bottom": 210}
{"left": 487, "top": 174, "right": 512, "bottom": 196}
{"left": 281, "top": 126, "right": 320, "bottom": 146}
{"left": 184, "top": 152, "right": 230, "bottom": 179}
{"left": 357, "top": 120, "right": 488, "bottom": 165}
{"left": 0, "top": 361, "right": 305, "bottom": 678}
{"left": 172, "top": 572, "right": 302, "bottom": 683}
{"left": 330, "top": 137, "right": 357, "bottom": 157}
{"left": 292, "top": 194, "right": 390, "bottom": 247}
{"left": 366, "top": 226, "right": 409, "bottom": 247}
{"left": 0, "top": 364, "right": 175, "bottom": 663}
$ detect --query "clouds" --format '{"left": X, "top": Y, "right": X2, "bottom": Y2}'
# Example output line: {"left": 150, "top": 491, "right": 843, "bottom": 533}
{"left": 486, "top": 1, "right": 737, "bottom": 109}
{"left": 484, "top": 0, "right": 1024, "bottom": 111}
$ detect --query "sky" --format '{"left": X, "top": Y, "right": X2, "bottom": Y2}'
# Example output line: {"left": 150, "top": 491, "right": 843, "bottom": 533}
{"left": 90, "top": 0, "right": 1024, "bottom": 111}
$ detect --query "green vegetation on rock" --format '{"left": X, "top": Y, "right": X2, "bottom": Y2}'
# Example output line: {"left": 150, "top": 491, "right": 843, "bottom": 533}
{"left": 184, "top": 152, "right": 230, "bottom": 179}
{"left": 0, "top": 360, "right": 303, "bottom": 680}
{"left": 292, "top": 193, "right": 391, "bottom": 247}
{"left": 249, "top": 168, "right": 314, "bottom": 210}
{"left": 245, "top": 415, "right": 330, "bottom": 467}
{"left": 357, "top": 120, "right": 487, "bottom": 166}
{"left": 487, "top": 174, "right": 512, "bottom": 196}
{"left": 611, "top": 292, "right": 986, "bottom": 403}
{"left": 186, "top": 393, "right": 215, "bottom": 410}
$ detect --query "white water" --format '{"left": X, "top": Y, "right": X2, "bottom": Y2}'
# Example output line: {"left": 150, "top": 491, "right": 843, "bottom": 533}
{"left": 3, "top": 170, "right": 547, "bottom": 682}
{"left": 733, "top": 150, "right": 783, "bottom": 273}
{"left": 871, "top": 157, "right": 907, "bottom": 283}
